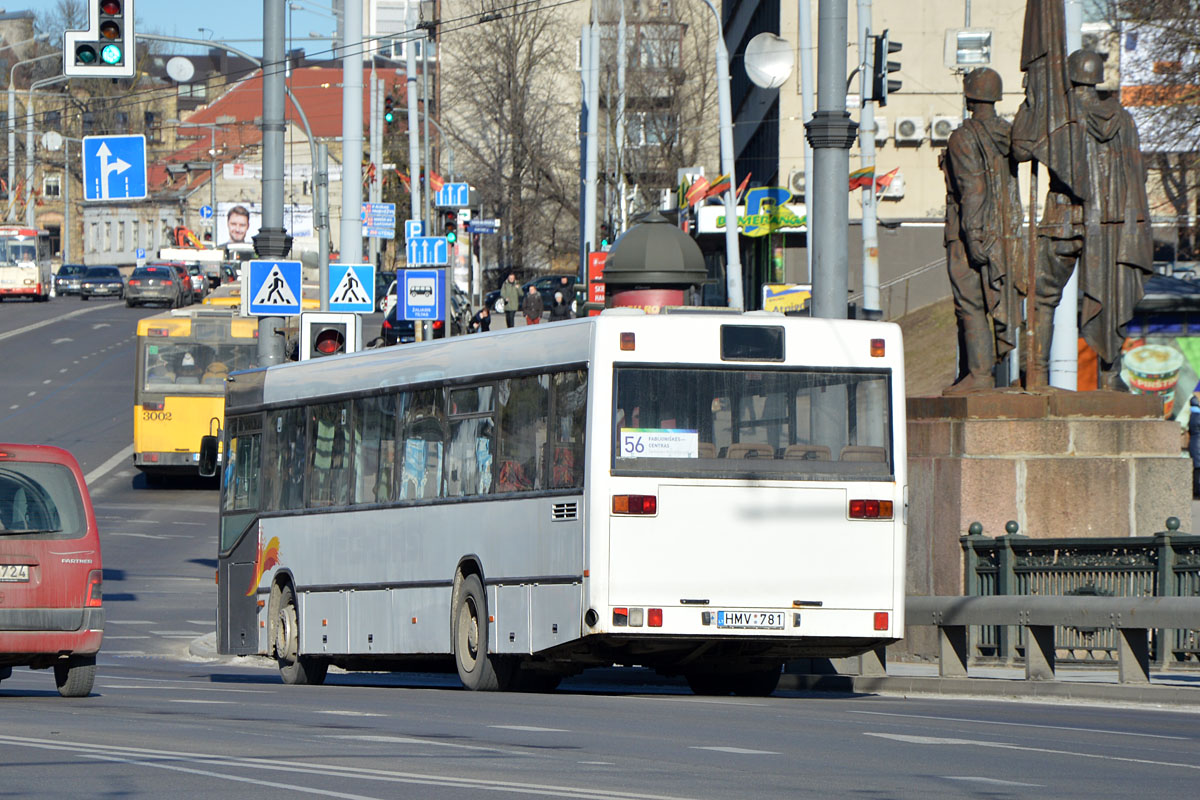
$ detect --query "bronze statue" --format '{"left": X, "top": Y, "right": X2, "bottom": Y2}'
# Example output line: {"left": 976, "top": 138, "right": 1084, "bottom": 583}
{"left": 1013, "top": 50, "right": 1153, "bottom": 385}
{"left": 940, "top": 67, "right": 1025, "bottom": 394}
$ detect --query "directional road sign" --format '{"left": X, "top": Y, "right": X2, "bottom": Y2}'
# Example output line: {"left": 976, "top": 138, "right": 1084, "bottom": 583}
{"left": 247, "top": 260, "right": 302, "bottom": 316}
{"left": 328, "top": 263, "right": 376, "bottom": 313}
{"left": 402, "top": 269, "right": 445, "bottom": 321}
{"left": 199, "top": 205, "right": 213, "bottom": 219}
{"left": 362, "top": 202, "right": 396, "bottom": 239}
{"left": 406, "top": 236, "right": 449, "bottom": 266}
{"left": 82, "top": 134, "right": 147, "bottom": 201}
{"left": 435, "top": 182, "right": 471, "bottom": 208}
{"left": 467, "top": 218, "right": 501, "bottom": 234}
{"left": 404, "top": 219, "right": 424, "bottom": 241}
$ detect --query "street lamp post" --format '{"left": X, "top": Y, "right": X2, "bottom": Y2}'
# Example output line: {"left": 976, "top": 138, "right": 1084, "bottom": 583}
{"left": 697, "top": 0, "right": 744, "bottom": 310}
{"left": 7, "top": 40, "right": 56, "bottom": 221}
{"left": 27, "top": 75, "right": 69, "bottom": 228}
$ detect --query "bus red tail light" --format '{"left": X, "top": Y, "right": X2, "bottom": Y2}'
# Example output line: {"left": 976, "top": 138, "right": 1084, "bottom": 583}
{"left": 612, "top": 495, "right": 657, "bottom": 515}
{"left": 147, "top": 327, "right": 169, "bottom": 336}
{"left": 870, "top": 338, "right": 886, "bottom": 357}
{"left": 613, "top": 608, "right": 628, "bottom": 626}
{"left": 874, "top": 611, "right": 889, "bottom": 631}
{"left": 849, "top": 499, "right": 893, "bottom": 519}
{"left": 86, "top": 570, "right": 103, "bottom": 607}
{"left": 143, "top": 401, "right": 164, "bottom": 411}
{"left": 647, "top": 608, "right": 663, "bottom": 627}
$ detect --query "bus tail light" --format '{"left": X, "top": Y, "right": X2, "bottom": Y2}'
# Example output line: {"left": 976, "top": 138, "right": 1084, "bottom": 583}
{"left": 647, "top": 608, "right": 663, "bottom": 627}
{"left": 620, "top": 332, "right": 635, "bottom": 351}
{"left": 143, "top": 401, "right": 164, "bottom": 411}
{"left": 613, "top": 608, "right": 628, "bottom": 626}
{"left": 86, "top": 570, "right": 103, "bottom": 607}
{"left": 612, "top": 495, "right": 657, "bottom": 515}
{"left": 870, "top": 338, "right": 885, "bottom": 357}
{"left": 874, "top": 611, "right": 889, "bottom": 631}
{"left": 849, "top": 499, "right": 893, "bottom": 519}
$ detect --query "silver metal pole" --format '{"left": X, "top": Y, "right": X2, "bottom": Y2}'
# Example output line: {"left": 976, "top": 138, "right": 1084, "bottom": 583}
{"left": 700, "top": 0, "right": 744, "bottom": 309}
{"left": 858, "top": 0, "right": 880, "bottom": 319}
{"left": 1050, "top": 0, "right": 1083, "bottom": 389}
{"left": 209, "top": 127, "right": 217, "bottom": 239}
{"left": 616, "top": 2, "right": 628, "bottom": 232}
{"left": 340, "top": 0, "right": 364, "bottom": 263}
{"left": 583, "top": 15, "right": 600, "bottom": 264}
{"left": 799, "top": 0, "right": 816, "bottom": 281}
{"left": 422, "top": 34, "right": 433, "bottom": 240}
{"left": 257, "top": 0, "right": 290, "bottom": 365}
{"left": 25, "top": 89, "right": 34, "bottom": 228}
{"left": 405, "top": 8, "right": 421, "bottom": 227}
{"left": 318, "top": 142, "right": 330, "bottom": 310}
{"left": 368, "top": 67, "right": 379, "bottom": 266}
{"left": 7, "top": 85, "right": 15, "bottom": 222}
{"left": 63, "top": 138, "right": 70, "bottom": 262}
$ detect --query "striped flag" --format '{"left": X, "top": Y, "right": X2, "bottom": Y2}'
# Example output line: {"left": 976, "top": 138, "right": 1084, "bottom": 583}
{"left": 685, "top": 176, "right": 710, "bottom": 206}
{"left": 704, "top": 173, "right": 731, "bottom": 199}
{"left": 735, "top": 173, "right": 752, "bottom": 202}
{"left": 848, "top": 166, "right": 875, "bottom": 190}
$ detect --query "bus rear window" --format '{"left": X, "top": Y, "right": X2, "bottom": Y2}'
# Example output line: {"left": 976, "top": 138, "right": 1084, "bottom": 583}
{"left": 613, "top": 366, "right": 892, "bottom": 479}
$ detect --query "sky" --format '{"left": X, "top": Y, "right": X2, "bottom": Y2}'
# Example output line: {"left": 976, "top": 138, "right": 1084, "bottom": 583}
{"left": 135, "top": 0, "right": 341, "bottom": 59}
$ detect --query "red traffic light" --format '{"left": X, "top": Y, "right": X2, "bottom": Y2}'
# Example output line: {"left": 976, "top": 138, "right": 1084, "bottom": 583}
{"left": 100, "top": 0, "right": 122, "bottom": 15}
{"left": 313, "top": 328, "right": 346, "bottom": 355}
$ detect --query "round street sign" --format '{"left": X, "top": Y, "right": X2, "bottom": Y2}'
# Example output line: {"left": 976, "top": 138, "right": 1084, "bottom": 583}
{"left": 199, "top": 205, "right": 214, "bottom": 219}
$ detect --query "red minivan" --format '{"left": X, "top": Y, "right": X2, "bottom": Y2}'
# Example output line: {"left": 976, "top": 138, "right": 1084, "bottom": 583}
{"left": 0, "top": 444, "right": 103, "bottom": 697}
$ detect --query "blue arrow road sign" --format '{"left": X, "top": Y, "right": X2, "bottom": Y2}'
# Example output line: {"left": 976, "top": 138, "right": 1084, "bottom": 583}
{"left": 200, "top": 205, "right": 213, "bottom": 219}
{"left": 406, "top": 236, "right": 449, "bottom": 266}
{"left": 82, "top": 135, "right": 147, "bottom": 201}
{"left": 402, "top": 269, "right": 444, "bottom": 321}
{"left": 435, "top": 182, "right": 470, "bottom": 207}
{"left": 247, "top": 260, "right": 303, "bottom": 316}
{"left": 328, "top": 263, "right": 376, "bottom": 313}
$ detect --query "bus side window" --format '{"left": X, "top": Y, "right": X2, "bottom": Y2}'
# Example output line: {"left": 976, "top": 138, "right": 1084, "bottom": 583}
{"left": 550, "top": 370, "right": 587, "bottom": 489}
{"left": 399, "top": 389, "right": 445, "bottom": 501}
{"left": 265, "top": 408, "right": 306, "bottom": 511}
{"left": 352, "top": 394, "right": 398, "bottom": 504}
{"left": 308, "top": 401, "right": 351, "bottom": 508}
{"left": 496, "top": 375, "right": 548, "bottom": 493}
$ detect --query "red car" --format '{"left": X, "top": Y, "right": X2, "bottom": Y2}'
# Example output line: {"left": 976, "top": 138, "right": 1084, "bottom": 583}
{"left": 0, "top": 444, "right": 104, "bottom": 697}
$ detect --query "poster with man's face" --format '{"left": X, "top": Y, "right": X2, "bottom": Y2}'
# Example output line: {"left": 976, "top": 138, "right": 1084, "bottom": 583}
{"left": 216, "top": 202, "right": 315, "bottom": 246}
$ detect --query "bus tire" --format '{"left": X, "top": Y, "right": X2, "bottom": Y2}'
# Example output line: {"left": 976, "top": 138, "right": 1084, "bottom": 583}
{"left": 730, "top": 665, "right": 782, "bottom": 697}
{"left": 453, "top": 573, "right": 512, "bottom": 691}
{"left": 54, "top": 654, "right": 96, "bottom": 698}
{"left": 275, "top": 584, "right": 328, "bottom": 686}
{"left": 684, "top": 672, "right": 730, "bottom": 696}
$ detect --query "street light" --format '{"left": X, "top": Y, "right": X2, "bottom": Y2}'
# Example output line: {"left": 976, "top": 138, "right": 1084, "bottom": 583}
{"left": 6, "top": 36, "right": 55, "bottom": 221}
{"left": 27, "top": 74, "right": 69, "bottom": 228}
{"left": 696, "top": 0, "right": 744, "bottom": 310}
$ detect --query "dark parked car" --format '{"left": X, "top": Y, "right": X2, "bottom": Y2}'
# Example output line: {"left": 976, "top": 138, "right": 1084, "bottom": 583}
{"left": 79, "top": 266, "right": 125, "bottom": 300}
{"left": 54, "top": 264, "right": 87, "bottom": 296}
{"left": 378, "top": 287, "right": 472, "bottom": 345}
{"left": 126, "top": 264, "right": 185, "bottom": 308}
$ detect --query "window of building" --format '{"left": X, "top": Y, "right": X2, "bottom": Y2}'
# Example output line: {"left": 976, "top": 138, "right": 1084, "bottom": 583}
{"left": 178, "top": 83, "right": 207, "bottom": 100}
{"left": 43, "top": 174, "right": 62, "bottom": 198}
{"left": 636, "top": 24, "right": 681, "bottom": 69}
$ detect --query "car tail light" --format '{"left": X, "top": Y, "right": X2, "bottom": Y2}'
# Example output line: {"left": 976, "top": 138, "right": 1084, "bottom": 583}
{"left": 613, "top": 607, "right": 628, "bottom": 626}
{"left": 87, "top": 570, "right": 103, "bottom": 607}
{"left": 128, "top": 279, "right": 141, "bottom": 286}
{"left": 146, "top": 453, "right": 159, "bottom": 462}
{"left": 849, "top": 499, "right": 893, "bottom": 519}
{"left": 612, "top": 494, "right": 657, "bottom": 515}
{"left": 382, "top": 317, "right": 393, "bottom": 330}
{"left": 874, "top": 611, "right": 889, "bottom": 631}
{"left": 647, "top": 608, "right": 663, "bottom": 627}
{"left": 433, "top": 320, "right": 444, "bottom": 330}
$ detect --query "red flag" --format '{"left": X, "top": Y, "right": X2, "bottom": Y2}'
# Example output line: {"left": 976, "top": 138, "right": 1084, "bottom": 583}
{"left": 704, "top": 173, "right": 731, "bottom": 199}
{"left": 874, "top": 167, "right": 900, "bottom": 193}
{"left": 394, "top": 169, "right": 411, "bottom": 190}
{"left": 685, "top": 177, "right": 710, "bottom": 206}
{"left": 735, "top": 173, "right": 752, "bottom": 202}
{"left": 426, "top": 172, "right": 445, "bottom": 193}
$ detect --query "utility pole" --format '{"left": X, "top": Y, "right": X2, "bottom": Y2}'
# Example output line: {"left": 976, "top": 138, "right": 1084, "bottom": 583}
{"left": 255, "top": 0, "right": 291, "bottom": 365}
{"left": 368, "top": 66, "right": 379, "bottom": 267}
{"left": 340, "top": 0, "right": 364, "bottom": 264}
{"left": 582, "top": 13, "right": 600, "bottom": 279}
{"left": 317, "top": 142, "right": 330, "bottom": 310}
{"left": 857, "top": 0, "right": 881, "bottom": 320}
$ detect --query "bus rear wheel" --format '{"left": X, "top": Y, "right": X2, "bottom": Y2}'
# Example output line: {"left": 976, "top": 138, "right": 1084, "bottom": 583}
{"left": 275, "top": 584, "right": 328, "bottom": 686}
{"left": 453, "top": 574, "right": 512, "bottom": 691}
{"left": 685, "top": 664, "right": 781, "bottom": 697}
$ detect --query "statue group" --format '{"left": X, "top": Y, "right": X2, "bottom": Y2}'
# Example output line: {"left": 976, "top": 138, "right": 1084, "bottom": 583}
{"left": 941, "top": 0, "right": 1152, "bottom": 394}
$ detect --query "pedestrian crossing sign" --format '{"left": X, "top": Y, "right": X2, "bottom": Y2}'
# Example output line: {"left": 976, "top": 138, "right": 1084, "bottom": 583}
{"left": 247, "top": 260, "right": 303, "bottom": 316}
{"left": 328, "top": 263, "right": 376, "bottom": 313}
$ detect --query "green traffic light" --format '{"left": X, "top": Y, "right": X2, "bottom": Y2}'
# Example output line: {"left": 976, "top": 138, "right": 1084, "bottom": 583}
{"left": 446, "top": 231, "right": 457, "bottom": 244}
{"left": 384, "top": 111, "right": 394, "bottom": 123}
{"left": 76, "top": 45, "right": 98, "bottom": 64}
{"left": 101, "top": 44, "right": 123, "bottom": 65}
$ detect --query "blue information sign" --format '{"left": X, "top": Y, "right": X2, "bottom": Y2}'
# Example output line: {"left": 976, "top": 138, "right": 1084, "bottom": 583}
{"left": 247, "top": 260, "right": 303, "bottom": 316}
{"left": 82, "top": 135, "right": 148, "bottom": 201}
{"left": 401, "top": 269, "right": 444, "bottom": 321}
{"left": 435, "top": 182, "right": 471, "bottom": 207}
{"left": 328, "top": 263, "right": 376, "bottom": 313}
{"left": 406, "top": 236, "right": 449, "bottom": 266}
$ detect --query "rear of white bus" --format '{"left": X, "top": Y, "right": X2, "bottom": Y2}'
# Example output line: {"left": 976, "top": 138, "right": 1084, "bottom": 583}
{"left": 583, "top": 315, "right": 905, "bottom": 693}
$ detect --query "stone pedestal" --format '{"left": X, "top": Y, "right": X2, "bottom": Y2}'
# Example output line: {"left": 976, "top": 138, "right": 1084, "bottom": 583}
{"left": 906, "top": 390, "right": 1191, "bottom": 599}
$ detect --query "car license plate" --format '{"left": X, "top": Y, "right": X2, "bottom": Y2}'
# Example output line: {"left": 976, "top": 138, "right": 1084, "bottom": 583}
{"left": 716, "top": 610, "right": 784, "bottom": 630}
{"left": 0, "top": 564, "right": 30, "bottom": 582}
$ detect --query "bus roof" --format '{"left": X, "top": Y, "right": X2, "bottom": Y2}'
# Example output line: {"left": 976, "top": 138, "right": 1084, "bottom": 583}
{"left": 228, "top": 312, "right": 904, "bottom": 412}
{"left": 136, "top": 307, "right": 260, "bottom": 338}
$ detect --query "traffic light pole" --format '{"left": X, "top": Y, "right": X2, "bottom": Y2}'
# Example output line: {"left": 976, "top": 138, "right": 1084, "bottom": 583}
{"left": 256, "top": 0, "right": 290, "bottom": 366}
{"left": 340, "top": 0, "right": 364, "bottom": 264}
{"left": 857, "top": 1, "right": 881, "bottom": 320}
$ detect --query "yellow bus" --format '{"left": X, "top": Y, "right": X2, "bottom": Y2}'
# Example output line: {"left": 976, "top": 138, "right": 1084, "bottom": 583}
{"left": 134, "top": 308, "right": 260, "bottom": 478}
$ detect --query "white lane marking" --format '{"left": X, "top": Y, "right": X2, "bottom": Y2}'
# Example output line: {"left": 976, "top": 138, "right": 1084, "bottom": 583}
{"left": 490, "top": 725, "right": 569, "bottom": 733}
{"left": 150, "top": 630, "right": 204, "bottom": 637}
{"left": 8, "top": 405, "right": 17, "bottom": 410}
{"left": 103, "top": 636, "right": 152, "bottom": 640}
{"left": 52, "top": 338, "right": 73, "bottom": 345}
{"left": 865, "top": 733, "right": 1200, "bottom": 771}
{"left": 186, "top": 620, "right": 212, "bottom": 626}
{"left": 42, "top": 379, "right": 51, "bottom": 384}
{"left": 317, "top": 711, "right": 385, "bottom": 717}
{"left": 100, "top": 684, "right": 261, "bottom": 694}
{"left": 109, "top": 620, "right": 155, "bottom": 625}
{"left": 0, "top": 734, "right": 694, "bottom": 800}
{"left": 85, "top": 445, "right": 134, "bottom": 487}
{"left": 26, "top": 391, "right": 36, "bottom": 397}
{"left": 174, "top": 521, "right": 207, "bottom": 527}
{"left": 323, "top": 735, "right": 519, "bottom": 755}
{"left": 59, "top": 368, "right": 68, "bottom": 372}
{"left": 167, "top": 699, "right": 237, "bottom": 705}
{"left": 107, "top": 532, "right": 178, "bottom": 539}
{"left": 579, "top": 762, "right": 616, "bottom": 766}
{"left": 0, "top": 305, "right": 106, "bottom": 343}
{"left": 944, "top": 777, "right": 1044, "bottom": 787}
{"left": 689, "top": 746, "right": 779, "bottom": 755}
{"left": 849, "top": 710, "right": 1190, "bottom": 741}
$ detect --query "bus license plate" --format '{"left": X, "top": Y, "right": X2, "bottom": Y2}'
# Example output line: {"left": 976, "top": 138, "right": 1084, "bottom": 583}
{"left": 0, "top": 565, "right": 30, "bottom": 582}
{"left": 716, "top": 610, "right": 784, "bottom": 630}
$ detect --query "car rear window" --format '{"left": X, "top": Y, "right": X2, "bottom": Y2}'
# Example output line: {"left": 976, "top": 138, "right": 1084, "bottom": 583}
{"left": 86, "top": 267, "right": 121, "bottom": 277}
{"left": 133, "top": 267, "right": 171, "bottom": 278}
{"left": 0, "top": 462, "right": 86, "bottom": 539}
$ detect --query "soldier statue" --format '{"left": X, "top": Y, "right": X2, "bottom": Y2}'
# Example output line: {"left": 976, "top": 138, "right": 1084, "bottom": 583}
{"left": 1013, "top": 49, "right": 1153, "bottom": 386}
{"left": 940, "top": 67, "right": 1025, "bottom": 394}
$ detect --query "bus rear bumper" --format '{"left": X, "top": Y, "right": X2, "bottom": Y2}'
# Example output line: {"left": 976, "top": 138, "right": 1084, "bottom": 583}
{"left": 134, "top": 451, "right": 200, "bottom": 471}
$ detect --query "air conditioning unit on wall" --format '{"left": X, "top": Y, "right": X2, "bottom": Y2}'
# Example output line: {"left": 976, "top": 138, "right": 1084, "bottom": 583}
{"left": 931, "top": 116, "right": 961, "bottom": 144}
{"left": 894, "top": 116, "right": 926, "bottom": 145}
{"left": 789, "top": 168, "right": 806, "bottom": 196}
{"left": 874, "top": 115, "right": 889, "bottom": 145}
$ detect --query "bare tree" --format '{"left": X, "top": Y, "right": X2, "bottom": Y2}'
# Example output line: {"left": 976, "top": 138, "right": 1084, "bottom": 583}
{"left": 440, "top": 0, "right": 580, "bottom": 277}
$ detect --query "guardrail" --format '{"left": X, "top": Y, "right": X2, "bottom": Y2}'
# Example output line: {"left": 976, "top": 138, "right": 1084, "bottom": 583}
{"left": 904, "top": 594, "right": 1200, "bottom": 684}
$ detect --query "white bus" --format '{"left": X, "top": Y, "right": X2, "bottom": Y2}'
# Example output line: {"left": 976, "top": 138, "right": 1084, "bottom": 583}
{"left": 210, "top": 311, "right": 906, "bottom": 695}
{"left": 0, "top": 227, "right": 52, "bottom": 302}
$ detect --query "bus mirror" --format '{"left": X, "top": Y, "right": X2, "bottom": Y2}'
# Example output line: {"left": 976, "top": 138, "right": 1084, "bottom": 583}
{"left": 198, "top": 435, "right": 219, "bottom": 477}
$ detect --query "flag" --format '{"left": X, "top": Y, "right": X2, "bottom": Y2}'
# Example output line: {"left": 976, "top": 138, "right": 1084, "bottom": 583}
{"left": 394, "top": 169, "right": 411, "bottom": 190}
{"left": 704, "top": 173, "right": 731, "bottom": 199}
{"left": 848, "top": 166, "right": 875, "bottom": 191}
{"left": 685, "top": 176, "right": 710, "bottom": 206}
{"left": 874, "top": 167, "right": 900, "bottom": 193}
{"left": 427, "top": 172, "right": 445, "bottom": 193}
{"left": 735, "top": 173, "right": 752, "bottom": 203}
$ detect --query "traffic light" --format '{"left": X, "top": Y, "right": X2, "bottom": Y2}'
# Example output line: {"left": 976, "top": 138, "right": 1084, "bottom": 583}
{"left": 384, "top": 95, "right": 395, "bottom": 126}
{"left": 871, "top": 29, "right": 902, "bottom": 106}
{"left": 64, "top": 0, "right": 136, "bottom": 78}
{"left": 445, "top": 211, "right": 457, "bottom": 244}
{"left": 300, "top": 312, "right": 361, "bottom": 361}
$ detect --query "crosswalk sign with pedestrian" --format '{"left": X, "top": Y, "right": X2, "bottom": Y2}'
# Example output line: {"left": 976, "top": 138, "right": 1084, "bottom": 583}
{"left": 247, "top": 260, "right": 302, "bottom": 316}
{"left": 328, "top": 263, "right": 376, "bottom": 313}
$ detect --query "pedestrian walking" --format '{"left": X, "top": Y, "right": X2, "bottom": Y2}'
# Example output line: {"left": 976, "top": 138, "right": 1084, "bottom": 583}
{"left": 499, "top": 271, "right": 521, "bottom": 328}
{"left": 522, "top": 284, "right": 544, "bottom": 325}
{"left": 548, "top": 290, "right": 573, "bottom": 321}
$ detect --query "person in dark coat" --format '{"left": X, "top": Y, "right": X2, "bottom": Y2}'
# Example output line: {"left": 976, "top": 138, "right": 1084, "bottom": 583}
{"left": 548, "top": 290, "right": 573, "bottom": 321}
{"left": 522, "top": 284, "right": 544, "bottom": 325}
{"left": 468, "top": 306, "right": 491, "bottom": 334}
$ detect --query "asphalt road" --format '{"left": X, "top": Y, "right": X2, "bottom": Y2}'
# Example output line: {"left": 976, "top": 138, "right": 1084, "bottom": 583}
{"left": 1, "top": 295, "right": 1199, "bottom": 798}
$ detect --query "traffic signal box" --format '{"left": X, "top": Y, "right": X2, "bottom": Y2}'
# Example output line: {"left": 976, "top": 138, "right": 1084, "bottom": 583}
{"left": 870, "top": 29, "right": 903, "bottom": 106}
{"left": 300, "top": 312, "right": 362, "bottom": 361}
{"left": 64, "top": 0, "right": 136, "bottom": 78}
{"left": 384, "top": 96, "right": 395, "bottom": 126}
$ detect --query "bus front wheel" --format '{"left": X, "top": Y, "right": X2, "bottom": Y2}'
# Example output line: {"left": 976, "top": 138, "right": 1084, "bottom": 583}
{"left": 275, "top": 584, "right": 328, "bottom": 686}
{"left": 453, "top": 573, "right": 513, "bottom": 691}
